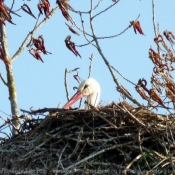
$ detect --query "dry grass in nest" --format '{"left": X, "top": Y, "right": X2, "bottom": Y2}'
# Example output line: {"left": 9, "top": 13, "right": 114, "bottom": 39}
{"left": 0, "top": 101, "right": 175, "bottom": 175}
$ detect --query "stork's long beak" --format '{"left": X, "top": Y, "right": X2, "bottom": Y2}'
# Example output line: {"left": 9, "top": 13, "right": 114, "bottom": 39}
{"left": 63, "top": 91, "right": 84, "bottom": 109}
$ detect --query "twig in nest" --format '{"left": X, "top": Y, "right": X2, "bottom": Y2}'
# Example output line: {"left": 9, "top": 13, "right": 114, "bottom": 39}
{"left": 148, "top": 157, "right": 168, "bottom": 173}
{"left": 57, "top": 143, "right": 68, "bottom": 172}
{"left": 94, "top": 112, "right": 118, "bottom": 129}
{"left": 68, "top": 127, "right": 83, "bottom": 160}
{"left": 138, "top": 129, "right": 151, "bottom": 169}
{"left": 123, "top": 154, "right": 143, "bottom": 175}
{"left": 20, "top": 107, "right": 66, "bottom": 115}
{"left": 2, "top": 103, "right": 175, "bottom": 172}
{"left": 76, "top": 138, "right": 88, "bottom": 161}
{"left": 28, "top": 115, "right": 52, "bottom": 138}
{"left": 65, "top": 143, "right": 122, "bottom": 171}
{"left": 0, "top": 131, "right": 10, "bottom": 139}
{"left": 84, "top": 101, "right": 99, "bottom": 111}
{"left": 115, "top": 102, "right": 146, "bottom": 127}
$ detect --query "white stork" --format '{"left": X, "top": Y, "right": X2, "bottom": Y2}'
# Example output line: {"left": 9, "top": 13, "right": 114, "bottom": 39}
{"left": 63, "top": 78, "right": 101, "bottom": 109}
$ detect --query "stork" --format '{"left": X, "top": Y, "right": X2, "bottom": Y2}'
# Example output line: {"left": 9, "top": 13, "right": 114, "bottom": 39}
{"left": 63, "top": 78, "right": 101, "bottom": 109}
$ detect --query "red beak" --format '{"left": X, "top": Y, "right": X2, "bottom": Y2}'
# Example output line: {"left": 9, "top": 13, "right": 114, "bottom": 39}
{"left": 63, "top": 91, "right": 84, "bottom": 109}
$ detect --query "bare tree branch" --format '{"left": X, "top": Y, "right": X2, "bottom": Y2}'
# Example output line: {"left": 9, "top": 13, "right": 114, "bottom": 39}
{"left": 89, "top": 0, "right": 142, "bottom": 107}
{"left": 88, "top": 54, "right": 94, "bottom": 78}
{"left": 92, "top": 0, "right": 120, "bottom": 20}
{"left": 64, "top": 68, "right": 80, "bottom": 101}
{"left": 79, "top": 12, "right": 97, "bottom": 48}
{"left": 93, "top": 0, "right": 103, "bottom": 11}
{"left": 64, "top": 68, "right": 70, "bottom": 101}
{"left": 152, "top": 0, "right": 157, "bottom": 37}
{"left": 111, "top": 66, "right": 136, "bottom": 86}
{"left": 11, "top": 6, "right": 59, "bottom": 62}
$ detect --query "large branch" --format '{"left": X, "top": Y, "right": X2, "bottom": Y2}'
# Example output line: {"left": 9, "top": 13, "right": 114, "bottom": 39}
{"left": 89, "top": 0, "right": 142, "bottom": 107}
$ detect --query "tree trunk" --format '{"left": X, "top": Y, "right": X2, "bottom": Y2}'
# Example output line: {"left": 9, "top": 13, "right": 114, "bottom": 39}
{"left": 6, "top": 65, "right": 20, "bottom": 135}
{"left": 0, "top": 24, "right": 20, "bottom": 135}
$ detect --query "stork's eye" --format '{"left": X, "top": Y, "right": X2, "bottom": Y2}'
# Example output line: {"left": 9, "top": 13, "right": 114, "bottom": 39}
{"left": 84, "top": 84, "right": 89, "bottom": 89}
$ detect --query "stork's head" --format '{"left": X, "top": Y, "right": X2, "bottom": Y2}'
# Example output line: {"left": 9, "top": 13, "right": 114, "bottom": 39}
{"left": 78, "top": 78, "right": 100, "bottom": 96}
{"left": 63, "top": 78, "right": 101, "bottom": 109}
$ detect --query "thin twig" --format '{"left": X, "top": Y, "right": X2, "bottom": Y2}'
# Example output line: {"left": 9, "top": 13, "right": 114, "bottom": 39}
{"left": 64, "top": 68, "right": 80, "bottom": 101}
{"left": 93, "top": 0, "right": 102, "bottom": 11}
{"left": 138, "top": 129, "right": 151, "bottom": 170}
{"left": 95, "top": 113, "right": 118, "bottom": 129}
{"left": 77, "top": 23, "right": 132, "bottom": 48}
{"left": 79, "top": 12, "right": 97, "bottom": 48}
{"left": 123, "top": 154, "right": 143, "bottom": 175}
{"left": 111, "top": 66, "right": 136, "bottom": 86}
{"left": 64, "top": 68, "right": 70, "bottom": 101}
{"left": 92, "top": 0, "right": 120, "bottom": 19}
{"left": 68, "top": 127, "right": 83, "bottom": 159}
{"left": 57, "top": 143, "right": 68, "bottom": 173}
{"left": 152, "top": 0, "right": 157, "bottom": 37}
{"left": 65, "top": 142, "right": 132, "bottom": 171}
{"left": 117, "top": 103, "right": 146, "bottom": 127}
{"left": 88, "top": 54, "right": 94, "bottom": 78}
{"left": 26, "top": 13, "right": 42, "bottom": 48}
{"left": 0, "top": 73, "right": 8, "bottom": 86}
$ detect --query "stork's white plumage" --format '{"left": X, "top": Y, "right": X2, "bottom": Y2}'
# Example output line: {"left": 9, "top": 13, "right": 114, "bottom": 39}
{"left": 63, "top": 78, "right": 101, "bottom": 109}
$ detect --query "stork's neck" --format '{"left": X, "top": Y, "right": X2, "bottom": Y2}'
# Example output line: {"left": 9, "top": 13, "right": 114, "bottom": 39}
{"left": 85, "top": 91, "right": 100, "bottom": 109}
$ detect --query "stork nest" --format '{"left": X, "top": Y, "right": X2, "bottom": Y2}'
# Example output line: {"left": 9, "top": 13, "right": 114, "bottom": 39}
{"left": 1, "top": 101, "right": 175, "bottom": 175}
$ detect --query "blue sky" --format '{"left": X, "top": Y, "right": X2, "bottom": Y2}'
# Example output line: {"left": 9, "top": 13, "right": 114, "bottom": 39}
{"left": 1, "top": 0, "right": 175, "bottom": 129}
